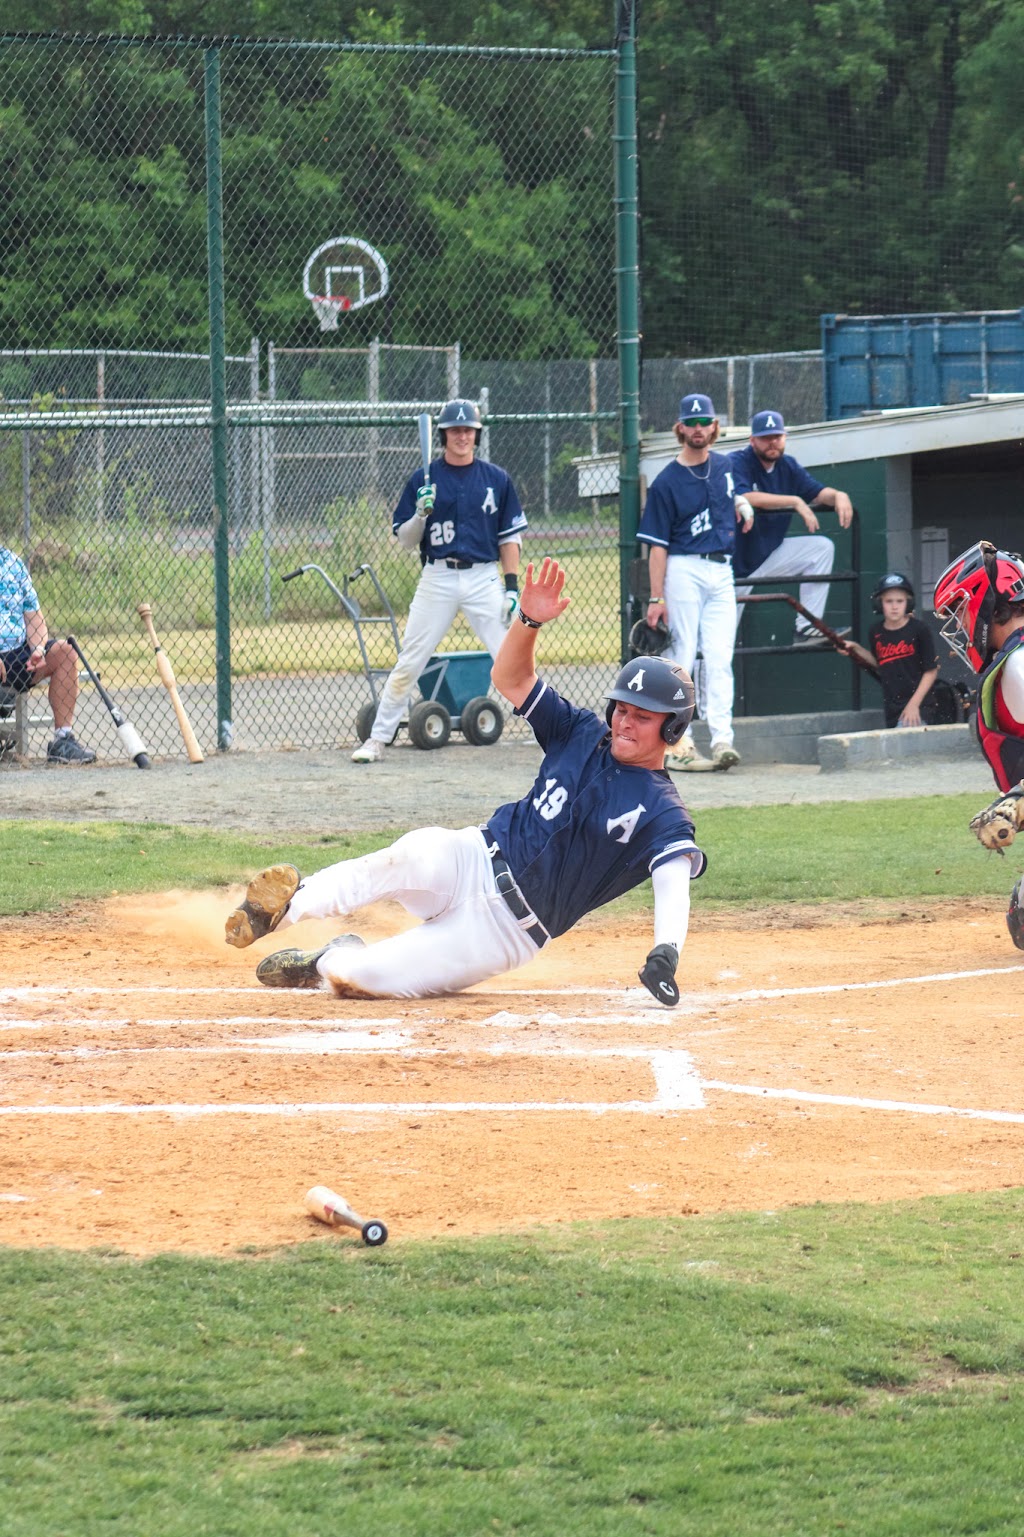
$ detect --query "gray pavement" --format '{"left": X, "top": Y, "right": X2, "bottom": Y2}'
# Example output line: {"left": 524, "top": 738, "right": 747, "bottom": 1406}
{"left": 0, "top": 734, "right": 992, "bottom": 836}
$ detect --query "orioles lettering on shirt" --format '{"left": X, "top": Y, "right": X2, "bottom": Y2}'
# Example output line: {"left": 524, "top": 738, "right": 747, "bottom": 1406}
{"left": 874, "top": 636, "right": 918, "bottom": 666}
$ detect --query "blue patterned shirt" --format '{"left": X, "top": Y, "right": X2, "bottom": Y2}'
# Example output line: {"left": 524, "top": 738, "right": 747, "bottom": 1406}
{"left": 0, "top": 548, "right": 39, "bottom": 651}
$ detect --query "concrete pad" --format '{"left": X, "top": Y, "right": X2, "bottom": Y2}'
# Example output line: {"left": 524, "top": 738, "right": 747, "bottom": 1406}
{"left": 818, "top": 723, "right": 973, "bottom": 772}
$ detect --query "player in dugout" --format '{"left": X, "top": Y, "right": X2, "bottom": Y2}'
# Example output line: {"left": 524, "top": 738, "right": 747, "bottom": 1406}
{"left": 226, "top": 557, "right": 706, "bottom": 1006}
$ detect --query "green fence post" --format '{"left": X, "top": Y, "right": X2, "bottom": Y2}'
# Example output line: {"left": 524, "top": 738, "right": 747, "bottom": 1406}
{"left": 614, "top": 0, "right": 641, "bottom": 662}
{"left": 205, "top": 43, "right": 232, "bottom": 749}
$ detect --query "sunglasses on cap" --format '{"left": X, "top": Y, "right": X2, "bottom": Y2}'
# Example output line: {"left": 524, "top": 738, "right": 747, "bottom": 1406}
{"left": 681, "top": 416, "right": 714, "bottom": 427}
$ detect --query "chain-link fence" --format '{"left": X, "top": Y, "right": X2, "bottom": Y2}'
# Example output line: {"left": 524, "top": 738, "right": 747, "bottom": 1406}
{"left": 0, "top": 33, "right": 620, "bottom": 761}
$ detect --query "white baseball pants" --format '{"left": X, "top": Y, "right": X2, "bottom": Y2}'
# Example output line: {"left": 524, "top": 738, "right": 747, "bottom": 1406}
{"left": 665, "top": 555, "right": 737, "bottom": 750}
{"left": 276, "top": 826, "right": 541, "bottom": 999}
{"left": 734, "top": 535, "right": 835, "bottom": 638}
{"left": 369, "top": 563, "right": 507, "bottom": 744}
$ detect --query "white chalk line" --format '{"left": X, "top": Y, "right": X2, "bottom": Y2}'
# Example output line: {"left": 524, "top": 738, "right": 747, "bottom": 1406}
{"left": 3, "top": 961, "right": 1023, "bottom": 1008}
{"left": 702, "top": 1081, "right": 1024, "bottom": 1124}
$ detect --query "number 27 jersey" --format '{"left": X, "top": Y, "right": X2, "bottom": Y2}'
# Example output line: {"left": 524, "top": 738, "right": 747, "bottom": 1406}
{"left": 484, "top": 678, "right": 706, "bottom": 937}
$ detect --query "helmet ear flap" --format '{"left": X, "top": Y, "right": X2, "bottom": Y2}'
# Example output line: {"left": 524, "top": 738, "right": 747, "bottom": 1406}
{"left": 661, "top": 713, "right": 688, "bottom": 745}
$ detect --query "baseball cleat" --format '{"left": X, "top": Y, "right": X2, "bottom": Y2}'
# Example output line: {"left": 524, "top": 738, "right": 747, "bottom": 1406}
{"left": 665, "top": 740, "right": 716, "bottom": 773}
{"left": 711, "top": 743, "right": 741, "bottom": 771}
{"left": 1007, "top": 879, "right": 1024, "bottom": 950}
{"left": 225, "top": 864, "right": 301, "bottom": 949}
{"left": 256, "top": 933, "right": 365, "bottom": 988}
{"left": 351, "top": 738, "right": 384, "bottom": 763}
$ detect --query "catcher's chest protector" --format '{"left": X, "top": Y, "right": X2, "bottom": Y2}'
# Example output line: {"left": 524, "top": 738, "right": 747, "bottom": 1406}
{"left": 977, "top": 631, "right": 1024, "bottom": 793}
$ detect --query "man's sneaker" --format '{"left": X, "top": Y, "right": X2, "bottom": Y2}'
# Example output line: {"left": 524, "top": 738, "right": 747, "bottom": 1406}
{"left": 46, "top": 733, "right": 96, "bottom": 765}
{"left": 225, "top": 864, "right": 301, "bottom": 949}
{"left": 351, "top": 738, "right": 384, "bottom": 763}
{"left": 665, "top": 738, "right": 716, "bottom": 773}
{"left": 256, "top": 933, "right": 365, "bottom": 989}
{"left": 792, "top": 627, "right": 851, "bottom": 650}
{"left": 1007, "top": 880, "right": 1024, "bottom": 951}
{"left": 711, "top": 743, "right": 741, "bottom": 771}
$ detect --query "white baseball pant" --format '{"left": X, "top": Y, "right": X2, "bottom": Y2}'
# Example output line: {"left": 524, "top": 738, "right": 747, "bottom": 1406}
{"left": 664, "top": 555, "right": 737, "bottom": 750}
{"left": 369, "top": 563, "right": 507, "bottom": 744}
{"left": 276, "top": 826, "right": 542, "bottom": 998}
{"left": 734, "top": 535, "right": 835, "bottom": 639}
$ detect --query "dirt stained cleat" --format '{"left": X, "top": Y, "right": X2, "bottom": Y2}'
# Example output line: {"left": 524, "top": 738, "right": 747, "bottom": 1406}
{"left": 225, "top": 864, "right": 301, "bottom": 949}
{"left": 257, "top": 934, "right": 366, "bottom": 989}
{"left": 711, "top": 743, "right": 741, "bottom": 771}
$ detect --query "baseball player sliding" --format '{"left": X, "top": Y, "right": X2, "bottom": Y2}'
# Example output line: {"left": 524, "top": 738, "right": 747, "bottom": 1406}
{"left": 352, "top": 398, "right": 527, "bottom": 762}
{"left": 227, "top": 558, "right": 706, "bottom": 1006}
{"left": 934, "top": 539, "right": 1024, "bottom": 949}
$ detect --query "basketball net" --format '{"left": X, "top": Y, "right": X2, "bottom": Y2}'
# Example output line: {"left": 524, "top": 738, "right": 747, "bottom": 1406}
{"left": 311, "top": 295, "right": 351, "bottom": 332}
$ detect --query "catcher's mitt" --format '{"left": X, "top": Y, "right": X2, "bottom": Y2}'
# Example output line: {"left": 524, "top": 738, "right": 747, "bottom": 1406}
{"left": 969, "top": 783, "right": 1024, "bottom": 854}
{"left": 629, "top": 616, "right": 671, "bottom": 658}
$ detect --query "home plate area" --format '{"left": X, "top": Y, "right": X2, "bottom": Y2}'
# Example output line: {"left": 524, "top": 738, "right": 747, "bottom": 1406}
{"left": 1, "top": 897, "right": 1023, "bottom": 1255}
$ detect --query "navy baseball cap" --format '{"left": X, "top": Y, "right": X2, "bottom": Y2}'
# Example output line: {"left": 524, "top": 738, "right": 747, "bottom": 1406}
{"left": 678, "top": 393, "right": 715, "bottom": 421}
{"left": 751, "top": 409, "right": 786, "bottom": 435}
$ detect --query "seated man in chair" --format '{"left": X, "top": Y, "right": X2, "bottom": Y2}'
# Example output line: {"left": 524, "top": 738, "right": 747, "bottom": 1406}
{"left": 0, "top": 545, "right": 96, "bottom": 763}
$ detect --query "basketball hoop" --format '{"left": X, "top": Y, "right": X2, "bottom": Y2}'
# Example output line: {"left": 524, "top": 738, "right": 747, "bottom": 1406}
{"left": 303, "top": 238, "right": 390, "bottom": 330}
{"left": 311, "top": 294, "right": 351, "bottom": 332}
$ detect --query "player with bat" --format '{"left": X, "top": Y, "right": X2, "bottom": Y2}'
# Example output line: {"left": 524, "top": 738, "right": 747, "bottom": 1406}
{"left": 228, "top": 557, "right": 706, "bottom": 1006}
{"left": 351, "top": 399, "right": 528, "bottom": 762}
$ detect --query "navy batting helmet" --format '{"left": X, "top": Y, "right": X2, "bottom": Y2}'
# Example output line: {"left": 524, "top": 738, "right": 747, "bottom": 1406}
{"left": 438, "top": 398, "right": 482, "bottom": 445}
{"left": 604, "top": 656, "right": 695, "bottom": 745}
{"left": 871, "top": 571, "right": 915, "bottom": 613}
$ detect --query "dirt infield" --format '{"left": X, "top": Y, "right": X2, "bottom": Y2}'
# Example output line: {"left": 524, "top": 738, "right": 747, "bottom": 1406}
{"left": 3, "top": 888, "right": 1023, "bottom": 1257}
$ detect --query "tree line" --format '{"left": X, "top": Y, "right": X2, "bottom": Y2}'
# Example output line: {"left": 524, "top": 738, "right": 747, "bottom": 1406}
{"left": 3, "top": 0, "right": 1023, "bottom": 363}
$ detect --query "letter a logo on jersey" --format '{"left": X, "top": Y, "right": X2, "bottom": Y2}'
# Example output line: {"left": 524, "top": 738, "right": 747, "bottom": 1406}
{"left": 482, "top": 485, "right": 498, "bottom": 516}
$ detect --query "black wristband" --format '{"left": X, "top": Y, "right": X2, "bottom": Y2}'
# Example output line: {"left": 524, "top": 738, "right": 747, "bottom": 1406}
{"left": 504, "top": 573, "right": 519, "bottom": 593}
{"left": 518, "top": 609, "right": 542, "bottom": 630}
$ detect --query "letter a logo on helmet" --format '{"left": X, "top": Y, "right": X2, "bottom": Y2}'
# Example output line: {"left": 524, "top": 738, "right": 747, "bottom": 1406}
{"left": 604, "top": 656, "right": 696, "bottom": 745}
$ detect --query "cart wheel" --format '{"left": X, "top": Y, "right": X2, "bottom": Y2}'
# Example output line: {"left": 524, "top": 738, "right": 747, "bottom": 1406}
{"left": 460, "top": 695, "right": 505, "bottom": 746}
{"left": 355, "top": 702, "right": 377, "bottom": 743}
{"left": 408, "top": 700, "right": 452, "bottom": 750}
{"left": 355, "top": 702, "right": 399, "bottom": 745}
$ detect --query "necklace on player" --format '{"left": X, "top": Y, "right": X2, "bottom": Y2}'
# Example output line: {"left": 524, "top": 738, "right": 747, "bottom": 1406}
{"left": 683, "top": 457, "right": 710, "bottom": 480}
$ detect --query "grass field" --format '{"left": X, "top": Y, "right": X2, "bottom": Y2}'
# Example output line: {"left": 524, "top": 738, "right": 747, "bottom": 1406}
{"left": 3, "top": 801, "right": 1022, "bottom": 1535}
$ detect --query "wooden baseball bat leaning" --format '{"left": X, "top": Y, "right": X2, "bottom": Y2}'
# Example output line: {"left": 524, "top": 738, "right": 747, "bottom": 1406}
{"left": 417, "top": 411, "right": 432, "bottom": 483}
{"left": 739, "top": 592, "right": 881, "bottom": 678}
{"left": 136, "top": 603, "right": 204, "bottom": 762}
{"left": 304, "top": 1185, "right": 388, "bottom": 1246}
{"left": 66, "top": 634, "right": 151, "bottom": 768}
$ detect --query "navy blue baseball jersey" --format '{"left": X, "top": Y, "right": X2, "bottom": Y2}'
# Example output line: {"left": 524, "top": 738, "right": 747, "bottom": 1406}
{"left": 729, "top": 445, "right": 826, "bottom": 579}
{"left": 637, "top": 455, "right": 738, "bottom": 558}
{"left": 484, "top": 677, "right": 706, "bottom": 937}
{"left": 394, "top": 456, "right": 527, "bottom": 565}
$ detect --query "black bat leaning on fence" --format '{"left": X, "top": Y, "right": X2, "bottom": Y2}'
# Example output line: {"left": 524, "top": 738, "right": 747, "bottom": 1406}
{"left": 66, "top": 635, "right": 151, "bottom": 769}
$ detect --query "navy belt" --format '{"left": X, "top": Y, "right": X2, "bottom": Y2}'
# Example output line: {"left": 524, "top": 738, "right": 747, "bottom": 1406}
{"left": 484, "top": 841, "right": 550, "bottom": 947}
{"left": 430, "top": 557, "right": 474, "bottom": 569}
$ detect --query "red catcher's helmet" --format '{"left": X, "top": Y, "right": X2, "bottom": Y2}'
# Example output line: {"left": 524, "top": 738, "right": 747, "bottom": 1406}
{"left": 933, "top": 540, "right": 1024, "bottom": 673}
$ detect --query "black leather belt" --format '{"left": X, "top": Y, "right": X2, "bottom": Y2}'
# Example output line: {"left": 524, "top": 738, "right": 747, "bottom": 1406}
{"left": 430, "top": 557, "right": 474, "bottom": 569}
{"left": 484, "top": 841, "right": 549, "bottom": 947}
{"left": 695, "top": 551, "right": 731, "bottom": 564}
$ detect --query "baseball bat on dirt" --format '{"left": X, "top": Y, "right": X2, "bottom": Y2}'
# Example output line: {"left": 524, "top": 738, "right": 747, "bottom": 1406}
{"left": 740, "top": 592, "right": 881, "bottom": 678}
{"left": 66, "top": 634, "right": 151, "bottom": 769}
{"left": 136, "top": 603, "right": 204, "bottom": 763}
{"left": 418, "top": 412, "right": 432, "bottom": 484}
{"left": 304, "top": 1185, "right": 388, "bottom": 1246}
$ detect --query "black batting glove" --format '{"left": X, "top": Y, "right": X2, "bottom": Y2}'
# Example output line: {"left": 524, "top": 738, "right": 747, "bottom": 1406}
{"left": 639, "top": 943, "right": 679, "bottom": 1007}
